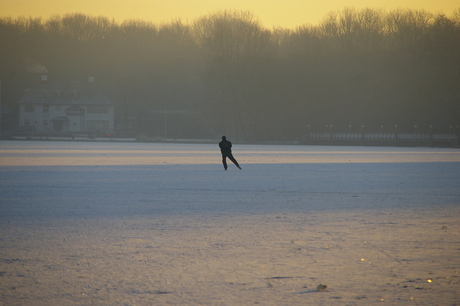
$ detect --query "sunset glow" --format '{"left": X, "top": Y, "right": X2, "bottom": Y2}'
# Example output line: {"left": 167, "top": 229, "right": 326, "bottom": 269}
{"left": 1, "top": 0, "right": 459, "bottom": 28}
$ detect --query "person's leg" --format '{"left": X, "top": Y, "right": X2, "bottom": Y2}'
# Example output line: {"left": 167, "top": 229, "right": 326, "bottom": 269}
{"left": 222, "top": 154, "right": 228, "bottom": 170}
{"left": 228, "top": 153, "right": 241, "bottom": 169}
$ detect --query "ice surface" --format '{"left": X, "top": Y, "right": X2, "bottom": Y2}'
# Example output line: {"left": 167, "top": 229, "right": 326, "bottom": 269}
{"left": 1, "top": 141, "right": 459, "bottom": 218}
{"left": 0, "top": 141, "right": 459, "bottom": 305}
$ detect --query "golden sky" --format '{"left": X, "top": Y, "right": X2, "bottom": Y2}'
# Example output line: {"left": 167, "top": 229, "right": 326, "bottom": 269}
{"left": 1, "top": 0, "right": 458, "bottom": 28}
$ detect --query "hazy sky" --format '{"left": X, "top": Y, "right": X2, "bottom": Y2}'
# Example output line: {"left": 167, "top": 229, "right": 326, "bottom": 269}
{"left": 1, "top": 0, "right": 459, "bottom": 28}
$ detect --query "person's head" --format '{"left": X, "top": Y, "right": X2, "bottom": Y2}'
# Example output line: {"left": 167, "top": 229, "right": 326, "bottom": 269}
{"left": 222, "top": 136, "right": 226, "bottom": 140}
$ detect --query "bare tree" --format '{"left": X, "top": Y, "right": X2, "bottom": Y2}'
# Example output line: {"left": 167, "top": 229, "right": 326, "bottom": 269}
{"left": 193, "top": 10, "right": 274, "bottom": 140}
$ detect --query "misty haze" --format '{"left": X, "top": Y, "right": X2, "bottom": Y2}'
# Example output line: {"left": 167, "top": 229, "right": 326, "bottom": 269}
{"left": 1, "top": 6, "right": 460, "bottom": 306}
{"left": 1, "top": 8, "right": 459, "bottom": 142}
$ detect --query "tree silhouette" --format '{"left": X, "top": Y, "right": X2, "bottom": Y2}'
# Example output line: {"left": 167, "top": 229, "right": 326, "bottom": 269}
{"left": 1, "top": 8, "right": 459, "bottom": 140}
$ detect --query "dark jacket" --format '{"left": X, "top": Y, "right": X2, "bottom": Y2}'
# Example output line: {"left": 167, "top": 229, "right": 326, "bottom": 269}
{"left": 219, "top": 139, "right": 232, "bottom": 154}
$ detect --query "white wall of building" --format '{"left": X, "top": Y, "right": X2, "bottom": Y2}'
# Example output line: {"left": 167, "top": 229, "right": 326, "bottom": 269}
{"left": 19, "top": 104, "right": 114, "bottom": 133}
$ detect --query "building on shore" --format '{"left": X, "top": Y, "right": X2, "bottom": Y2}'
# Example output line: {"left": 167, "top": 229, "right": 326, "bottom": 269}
{"left": 17, "top": 75, "right": 114, "bottom": 135}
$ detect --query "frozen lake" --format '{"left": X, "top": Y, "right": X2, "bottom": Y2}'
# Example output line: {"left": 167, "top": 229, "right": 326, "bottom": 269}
{"left": 1, "top": 141, "right": 459, "bottom": 217}
{"left": 1, "top": 141, "right": 459, "bottom": 305}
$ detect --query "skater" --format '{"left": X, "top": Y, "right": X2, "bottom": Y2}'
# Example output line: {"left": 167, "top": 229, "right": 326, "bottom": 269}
{"left": 219, "top": 136, "right": 241, "bottom": 170}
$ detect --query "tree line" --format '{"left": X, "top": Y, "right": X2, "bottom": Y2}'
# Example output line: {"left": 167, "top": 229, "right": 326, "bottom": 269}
{"left": 1, "top": 8, "right": 459, "bottom": 141}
